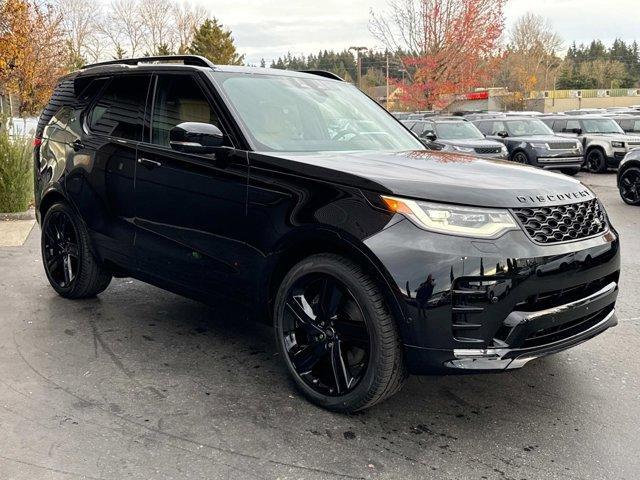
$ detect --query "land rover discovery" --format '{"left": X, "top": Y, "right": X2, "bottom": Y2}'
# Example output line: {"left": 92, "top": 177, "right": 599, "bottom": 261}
{"left": 35, "top": 56, "right": 620, "bottom": 412}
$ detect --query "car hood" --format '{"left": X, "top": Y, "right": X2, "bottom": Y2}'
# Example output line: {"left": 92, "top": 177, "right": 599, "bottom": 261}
{"left": 438, "top": 138, "right": 505, "bottom": 148}
{"left": 257, "top": 150, "right": 594, "bottom": 208}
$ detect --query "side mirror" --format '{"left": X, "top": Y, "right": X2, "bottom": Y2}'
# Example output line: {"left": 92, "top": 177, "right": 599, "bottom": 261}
{"left": 422, "top": 132, "right": 437, "bottom": 142}
{"left": 570, "top": 128, "right": 583, "bottom": 135}
{"left": 169, "top": 122, "right": 224, "bottom": 154}
{"left": 496, "top": 131, "right": 509, "bottom": 138}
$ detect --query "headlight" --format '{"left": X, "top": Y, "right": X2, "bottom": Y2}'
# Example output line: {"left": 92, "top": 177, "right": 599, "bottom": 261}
{"left": 453, "top": 145, "right": 475, "bottom": 152}
{"left": 611, "top": 141, "right": 625, "bottom": 148}
{"left": 576, "top": 142, "right": 583, "bottom": 151}
{"left": 529, "top": 142, "right": 548, "bottom": 149}
{"left": 381, "top": 196, "right": 519, "bottom": 239}
{"left": 500, "top": 145, "right": 508, "bottom": 152}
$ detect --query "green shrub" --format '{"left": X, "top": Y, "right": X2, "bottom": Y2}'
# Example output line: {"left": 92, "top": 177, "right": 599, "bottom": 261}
{"left": 0, "top": 131, "right": 33, "bottom": 213}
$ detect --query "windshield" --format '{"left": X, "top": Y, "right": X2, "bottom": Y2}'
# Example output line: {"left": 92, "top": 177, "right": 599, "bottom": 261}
{"left": 211, "top": 72, "right": 424, "bottom": 152}
{"left": 581, "top": 118, "right": 625, "bottom": 134}
{"left": 505, "top": 119, "right": 554, "bottom": 136}
{"left": 435, "top": 122, "right": 484, "bottom": 140}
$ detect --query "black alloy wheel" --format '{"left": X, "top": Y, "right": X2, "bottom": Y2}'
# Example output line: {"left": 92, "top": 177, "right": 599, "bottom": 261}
{"left": 275, "top": 254, "right": 406, "bottom": 412}
{"left": 512, "top": 151, "right": 529, "bottom": 164}
{"left": 281, "top": 273, "right": 370, "bottom": 396}
{"left": 41, "top": 202, "right": 112, "bottom": 298}
{"left": 619, "top": 167, "right": 640, "bottom": 205}
{"left": 585, "top": 149, "right": 607, "bottom": 173}
{"left": 43, "top": 209, "right": 80, "bottom": 289}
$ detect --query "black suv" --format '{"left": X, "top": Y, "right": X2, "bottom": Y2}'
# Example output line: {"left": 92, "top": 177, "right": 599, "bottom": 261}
{"left": 35, "top": 56, "right": 620, "bottom": 412}
{"left": 473, "top": 117, "right": 584, "bottom": 175}
{"left": 405, "top": 118, "right": 508, "bottom": 159}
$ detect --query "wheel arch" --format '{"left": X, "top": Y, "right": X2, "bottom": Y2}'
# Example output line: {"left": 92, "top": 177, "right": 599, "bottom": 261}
{"left": 263, "top": 227, "right": 409, "bottom": 334}
{"left": 38, "top": 189, "right": 68, "bottom": 224}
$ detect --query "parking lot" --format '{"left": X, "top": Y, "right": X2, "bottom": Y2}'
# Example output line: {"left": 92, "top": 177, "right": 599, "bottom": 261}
{"left": 0, "top": 171, "right": 638, "bottom": 480}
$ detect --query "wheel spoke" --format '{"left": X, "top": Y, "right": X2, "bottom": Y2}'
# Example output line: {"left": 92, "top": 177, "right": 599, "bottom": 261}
{"left": 329, "top": 340, "right": 353, "bottom": 393}
{"left": 67, "top": 242, "right": 80, "bottom": 258}
{"left": 286, "top": 295, "right": 323, "bottom": 334}
{"left": 47, "top": 254, "right": 62, "bottom": 273}
{"left": 62, "top": 255, "right": 72, "bottom": 285}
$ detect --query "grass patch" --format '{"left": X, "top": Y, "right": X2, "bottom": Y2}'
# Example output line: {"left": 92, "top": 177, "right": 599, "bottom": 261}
{"left": 0, "top": 131, "right": 33, "bottom": 213}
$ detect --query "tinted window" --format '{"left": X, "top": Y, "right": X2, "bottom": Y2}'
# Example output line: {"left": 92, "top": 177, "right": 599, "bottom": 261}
{"left": 88, "top": 75, "right": 150, "bottom": 140}
{"left": 151, "top": 75, "right": 218, "bottom": 147}
{"left": 474, "top": 121, "right": 491, "bottom": 135}
{"left": 551, "top": 120, "right": 566, "bottom": 132}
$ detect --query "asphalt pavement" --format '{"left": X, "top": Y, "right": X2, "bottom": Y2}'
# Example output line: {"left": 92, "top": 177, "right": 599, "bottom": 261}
{"left": 0, "top": 172, "right": 638, "bottom": 480}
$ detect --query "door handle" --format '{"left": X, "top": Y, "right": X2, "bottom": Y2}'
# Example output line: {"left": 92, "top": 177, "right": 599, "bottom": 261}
{"left": 138, "top": 157, "right": 162, "bottom": 168}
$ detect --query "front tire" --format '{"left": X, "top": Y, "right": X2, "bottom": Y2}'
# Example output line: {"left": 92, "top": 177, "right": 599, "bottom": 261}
{"left": 585, "top": 149, "right": 607, "bottom": 173}
{"left": 619, "top": 167, "right": 640, "bottom": 205}
{"left": 512, "top": 151, "right": 530, "bottom": 165}
{"left": 41, "top": 202, "right": 112, "bottom": 298}
{"left": 274, "top": 254, "right": 406, "bottom": 412}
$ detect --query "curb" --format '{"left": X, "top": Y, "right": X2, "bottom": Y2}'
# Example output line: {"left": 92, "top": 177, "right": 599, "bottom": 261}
{"left": 0, "top": 208, "right": 36, "bottom": 221}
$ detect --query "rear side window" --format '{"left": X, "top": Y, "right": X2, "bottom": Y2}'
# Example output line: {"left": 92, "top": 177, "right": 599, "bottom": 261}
{"left": 151, "top": 75, "right": 218, "bottom": 147}
{"left": 88, "top": 75, "right": 150, "bottom": 141}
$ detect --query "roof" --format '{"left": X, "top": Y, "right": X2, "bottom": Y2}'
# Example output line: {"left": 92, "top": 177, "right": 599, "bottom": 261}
{"left": 75, "top": 55, "right": 343, "bottom": 82}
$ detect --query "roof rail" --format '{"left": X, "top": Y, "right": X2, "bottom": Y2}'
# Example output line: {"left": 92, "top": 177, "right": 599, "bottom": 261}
{"left": 81, "top": 55, "right": 215, "bottom": 70}
{"left": 299, "top": 70, "right": 344, "bottom": 81}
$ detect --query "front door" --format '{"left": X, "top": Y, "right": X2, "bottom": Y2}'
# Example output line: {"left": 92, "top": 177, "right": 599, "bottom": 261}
{"left": 133, "top": 72, "right": 250, "bottom": 303}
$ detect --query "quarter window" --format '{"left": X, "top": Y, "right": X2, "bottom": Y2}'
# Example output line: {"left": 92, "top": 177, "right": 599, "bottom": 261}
{"left": 151, "top": 75, "right": 218, "bottom": 147}
{"left": 88, "top": 75, "right": 150, "bottom": 141}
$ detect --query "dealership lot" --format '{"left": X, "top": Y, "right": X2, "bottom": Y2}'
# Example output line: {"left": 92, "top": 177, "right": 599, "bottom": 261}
{"left": 0, "top": 172, "right": 638, "bottom": 480}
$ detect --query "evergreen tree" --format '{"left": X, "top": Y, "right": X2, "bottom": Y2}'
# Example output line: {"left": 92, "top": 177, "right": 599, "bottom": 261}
{"left": 188, "top": 18, "right": 244, "bottom": 65}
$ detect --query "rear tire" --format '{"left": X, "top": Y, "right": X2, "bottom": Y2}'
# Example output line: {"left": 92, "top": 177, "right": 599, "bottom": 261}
{"left": 274, "top": 254, "right": 406, "bottom": 412}
{"left": 585, "top": 149, "right": 607, "bottom": 173}
{"left": 41, "top": 202, "right": 112, "bottom": 299}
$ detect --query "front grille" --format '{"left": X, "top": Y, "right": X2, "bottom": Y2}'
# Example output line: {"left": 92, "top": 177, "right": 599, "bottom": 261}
{"left": 512, "top": 198, "right": 607, "bottom": 244}
{"left": 474, "top": 146, "right": 502, "bottom": 154}
{"left": 548, "top": 141, "right": 578, "bottom": 150}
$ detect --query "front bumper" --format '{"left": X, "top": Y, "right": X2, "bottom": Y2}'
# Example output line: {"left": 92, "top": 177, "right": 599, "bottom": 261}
{"left": 364, "top": 218, "right": 620, "bottom": 374}
{"left": 534, "top": 150, "right": 583, "bottom": 169}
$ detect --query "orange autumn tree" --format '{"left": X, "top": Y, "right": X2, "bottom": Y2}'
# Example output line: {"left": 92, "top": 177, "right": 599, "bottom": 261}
{"left": 0, "top": 0, "right": 67, "bottom": 115}
{"left": 370, "top": 0, "right": 506, "bottom": 109}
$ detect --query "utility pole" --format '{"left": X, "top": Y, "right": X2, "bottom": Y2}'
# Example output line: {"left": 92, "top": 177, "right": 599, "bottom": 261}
{"left": 385, "top": 53, "right": 389, "bottom": 109}
{"left": 349, "top": 46, "right": 368, "bottom": 90}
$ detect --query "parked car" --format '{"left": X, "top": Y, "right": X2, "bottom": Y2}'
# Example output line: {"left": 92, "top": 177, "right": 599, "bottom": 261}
{"left": 564, "top": 108, "right": 607, "bottom": 116}
{"left": 618, "top": 149, "right": 640, "bottom": 205}
{"left": 35, "top": 55, "right": 620, "bottom": 412}
{"left": 472, "top": 117, "right": 584, "bottom": 175}
{"left": 504, "top": 111, "right": 542, "bottom": 117}
{"left": 408, "top": 119, "right": 508, "bottom": 159}
{"left": 541, "top": 115, "right": 640, "bottom": 172}
{"left": 609, "top": 114, "right": 640, "bottom": 134}
{"left": 392, "top": 112, "right": 410, "bottom": 121}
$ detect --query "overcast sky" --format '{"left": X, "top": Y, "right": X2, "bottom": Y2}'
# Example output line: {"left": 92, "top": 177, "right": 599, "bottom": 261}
{"left": 189, "top": 0, "right": 640, "bottom": 65}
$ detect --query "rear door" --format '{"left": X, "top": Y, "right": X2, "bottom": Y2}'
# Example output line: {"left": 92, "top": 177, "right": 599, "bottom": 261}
{"left": 66, "top": 74, "right": 151, "bottom": 268}
{"left": 133, "top": 72, "right": 250, "bottom": 301}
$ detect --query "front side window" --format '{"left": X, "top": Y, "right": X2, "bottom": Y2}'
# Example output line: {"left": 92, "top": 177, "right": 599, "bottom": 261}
{"left": 212, "top": 72, "right": 423, "bottom": 152}
{"left": 434, "top": 122, "right": 484, "bottom": 140}
{"left": 88, "top": 75, "right": 150, "bottom": 140}
{"left": 581, "top": 118, "right": 625, "bottom": 134}
{"left": 151, "top": 75, "right": 218, "bottom": 147}
{"left": 566, "top": 120, "right": 581, "bottom": 131}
